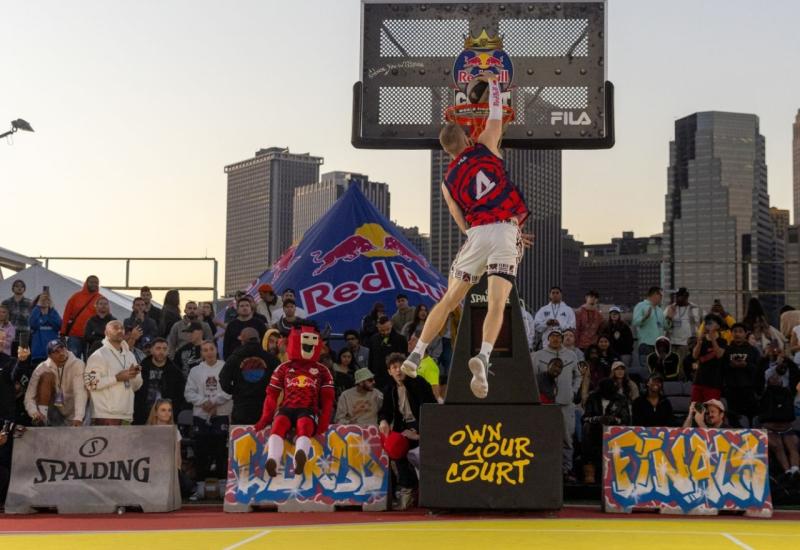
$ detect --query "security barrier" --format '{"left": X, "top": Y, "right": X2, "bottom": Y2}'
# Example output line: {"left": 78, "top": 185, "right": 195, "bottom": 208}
{"left": 224, "top": 424, "right": 389, "bottom": 512}
{"left": 602, "top": 426, "right": 772, "bottom": 517}
{"left": 5, "top": 426, "right": 181, "bottom": 514}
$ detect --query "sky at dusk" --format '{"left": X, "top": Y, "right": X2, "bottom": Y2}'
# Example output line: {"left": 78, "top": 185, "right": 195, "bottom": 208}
{"left": 2, "top": 0, "right": 799, "bottom": 302}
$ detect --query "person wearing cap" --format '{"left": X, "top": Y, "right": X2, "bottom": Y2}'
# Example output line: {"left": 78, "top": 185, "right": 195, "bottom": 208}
{"left": 255, "top": 284, "right": 282, "bottom": 326}
{"left": 219, "top": 327, "right": 280, "bottom": 424}
{"left": 632, "top": 374, "right": 674, "bottom": 427}
{"left": 610, "top": 360, "right": 639, "bottom": 403}
{"left": 532, "top": 327, "right": 581, "bottom": 480}
{"left": 24, "top": 340, "right": 87, "bottom": 427}
{"left": 599, "top": 306, "right": 634, "bottom": 367}
{"left": 335, "top": 367, "right": 384, "bottom": 426}
{"left": 133, "top": 337, "right": 185, "bottom": 424}
{"left": 575, "top": 290, "right": 603, "bottom": 351}
{"left": 664, "top": 288, "right": 702, "bottom": 362}
{"left": 690, "top": 313, "right": 728, "bottom": 403}
{"left": 174, "top": 322, "right": 206, "bottom": 378}
{"left": 632, "top": 287, "right": 666, "bottom": 371}
{"left": 167, "top": 301, "right": 214, "bottom": 359}
{"left": 533, "top": 287, "right": 576, "bottom": 347}
{"left": 683, "top": 398, "right": 727, "bottom": 429}
{"left": 343, "top": 329, "right": 370, "bottom": 368}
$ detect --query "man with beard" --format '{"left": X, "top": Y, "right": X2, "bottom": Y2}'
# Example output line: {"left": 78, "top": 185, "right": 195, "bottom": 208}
{"left": 133, "top": 338, "right": 184, "bottom": 424}
{"left": 62, "top": 275, "right": 102, "bottom": 359}
{"left": 335, "top": 367, "right": 383, "bottom": 426}
{"left": 167, "top": 301, "right": 213, "bottom": 358}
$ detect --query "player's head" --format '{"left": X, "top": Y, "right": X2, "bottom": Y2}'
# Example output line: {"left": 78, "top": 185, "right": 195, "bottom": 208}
{"left": 439, "top": 122, "right": 471, "bottom": 157}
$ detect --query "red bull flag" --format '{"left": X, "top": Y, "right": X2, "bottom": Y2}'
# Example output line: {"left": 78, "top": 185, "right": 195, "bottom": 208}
{"left": 245, "top": 184, "right": 447, "bottom": 333}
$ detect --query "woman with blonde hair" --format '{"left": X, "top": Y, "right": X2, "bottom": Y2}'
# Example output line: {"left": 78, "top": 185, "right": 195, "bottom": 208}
{"left": 147, "top": 398, "right": 193, "bottom": 498}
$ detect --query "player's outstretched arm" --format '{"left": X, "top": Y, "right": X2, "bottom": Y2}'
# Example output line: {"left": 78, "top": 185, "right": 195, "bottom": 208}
{"left": 477, "top": 74, "right": 503, "bottom": 157}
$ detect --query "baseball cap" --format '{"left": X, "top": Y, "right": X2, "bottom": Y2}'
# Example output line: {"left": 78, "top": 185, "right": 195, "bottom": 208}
{"left": 258, "top": 283, "right": 273, "bottom": 293}
{"left": 609, "top": 306, "right": 622, "bottom": 313}
{"left": 183, "top": 321, "right": 204, "bottom": 332}
{"left": 704, "top": 399, "right": 726, "bottom": 413}
{"left": 354, "top": 368, "right": 375, "bottom": 385}
{"left": 545, "top": 327, "right": 563, "bottom": 339}
{"left": 46, "top": 339, "right": 66, "bottom": 354}
{"left": 611, "top": 360, "right": 626, "bottom": 371}
{"left": 140, "top": 335, "right": 154, "bottom": 348}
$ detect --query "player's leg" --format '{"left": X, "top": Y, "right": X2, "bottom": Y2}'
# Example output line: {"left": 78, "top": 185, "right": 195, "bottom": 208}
{"left": 294, "top": 415, "right": 316, "bottom": 473}
{"left": 265, "top": 414, "right": 291, "bottom": 477}
{"left": 468, "top": 222, "right": 522, "bottom": 398}
{"left": 402, "top": 235, "right": 483, "bottom": 377}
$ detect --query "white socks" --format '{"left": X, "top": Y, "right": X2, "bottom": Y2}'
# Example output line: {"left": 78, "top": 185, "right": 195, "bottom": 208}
{"left": 413, "top": 339, "right": 429, "bottom": 356}
{"left": 38, "top": 405, "right": 48, "bottom": 416}
{"left": 480, "top": 341, "right": 493, "bottom": 357}
{"left": 295, "top": 436, "right": 312, "bottom": 457}
{"left": 266, "top": 434, "right": 284, "bottom": 464}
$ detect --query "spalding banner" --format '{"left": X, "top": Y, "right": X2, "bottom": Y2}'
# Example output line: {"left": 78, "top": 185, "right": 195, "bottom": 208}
{"left": 244, "top": 184, "right": 447, "bottom": 333}
{"left": 603, "top": 426, "right": 772, "bottom": 517}
{"left": 5, "top": 426, "right": 180, "bottom": 514}
{"left": 225, "top": 424, "right": 389, "bottom": 512}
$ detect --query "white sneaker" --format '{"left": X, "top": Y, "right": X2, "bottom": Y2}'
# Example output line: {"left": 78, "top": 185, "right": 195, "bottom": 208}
{"left": 401, "top": 352, "right": 421, "bottom": 378}
{"left": 468, "top": 354, "right": 489, "bottom": 399}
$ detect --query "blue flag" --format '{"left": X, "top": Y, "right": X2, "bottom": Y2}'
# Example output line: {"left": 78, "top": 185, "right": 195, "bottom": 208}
{"left": 245, "top": 184, "right": 447, "bottom": 334}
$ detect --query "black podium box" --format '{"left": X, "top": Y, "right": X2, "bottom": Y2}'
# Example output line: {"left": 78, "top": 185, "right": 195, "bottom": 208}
{"left": 419, "top": 403, "right": 563, "bottom": 509}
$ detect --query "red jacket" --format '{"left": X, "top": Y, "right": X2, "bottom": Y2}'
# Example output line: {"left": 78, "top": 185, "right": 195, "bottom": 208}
{"left": 60, "top": 281, "right": 101, "bottom": 337}
{"left": 575, "top": 306, "right": 604, "bottom": 349}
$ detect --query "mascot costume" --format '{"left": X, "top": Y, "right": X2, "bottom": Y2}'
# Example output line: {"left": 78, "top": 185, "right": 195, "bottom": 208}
{"left": 254, "top": 323, "right": 334, "bottom": 477}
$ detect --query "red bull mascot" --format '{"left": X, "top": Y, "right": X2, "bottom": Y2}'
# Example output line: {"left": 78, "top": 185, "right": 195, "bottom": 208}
{"left": 254, "top": 322, "right": 334, "bottom": 476}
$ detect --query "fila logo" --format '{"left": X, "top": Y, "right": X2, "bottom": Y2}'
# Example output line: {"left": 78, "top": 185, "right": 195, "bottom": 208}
{"left": 475, "top": 170, "right": 496, "bottom": 199}
{"left": 550, "top": 111, "right": 592, "bottom": 126}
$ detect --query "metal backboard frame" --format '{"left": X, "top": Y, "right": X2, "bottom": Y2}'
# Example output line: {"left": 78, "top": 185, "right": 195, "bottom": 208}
{"left": 352, "top": 0, "right": 613, "bottom": 150}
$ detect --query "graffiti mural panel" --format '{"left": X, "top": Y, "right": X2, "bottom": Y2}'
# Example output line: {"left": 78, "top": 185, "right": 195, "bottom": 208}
{"left": 602, "top": 426, "right": 772, "bottom": 517}
{"left": 224, "top": 424, "right": 389, "bottom": 511}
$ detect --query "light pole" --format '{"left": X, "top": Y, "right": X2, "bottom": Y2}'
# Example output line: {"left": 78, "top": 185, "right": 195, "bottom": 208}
{"left": 0, "top": 119, "right": 34, "bottom": 140}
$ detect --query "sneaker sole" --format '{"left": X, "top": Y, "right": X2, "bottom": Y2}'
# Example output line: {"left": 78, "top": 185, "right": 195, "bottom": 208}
{"left": 400, "top": 361, "right": 418, "bottom": 378}
{"left": 468, "top": 357, "right": 488, "bottom": 399}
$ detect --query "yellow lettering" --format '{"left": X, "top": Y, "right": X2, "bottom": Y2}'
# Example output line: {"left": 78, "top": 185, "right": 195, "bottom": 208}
{"left": 513, "top": 459, "right": 530, "bottom": 483}
{"left": 496, "top": 462, "right": 516, "bottom": 485}
{"left": 449, "top": 430, "right": 466, "bottom": 446}
{"left": 514, "top": 437, "right": 534, "bottom": 459}
{"left": 465, "top": 424, "right": 487, "bottom": 444}
{"left": 499, "top": 437, "right": 514, "bottom": 457}
{"left": 483, "top": 442, "right": 499, "bottom": 459}
{"left": 479, "top": 461, "right": 497, "bottom": 482}
{"left": 445, "top": 463, "right": 460, "bottom": 483}
{"left": 486, "top": 422, "right": 502, "bottom": 442}
{"left": 461, "top": 464, "right": 480, "bottom": 482}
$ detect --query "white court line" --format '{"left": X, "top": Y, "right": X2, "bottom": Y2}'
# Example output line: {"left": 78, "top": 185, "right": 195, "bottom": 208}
{"left": 721, "top": 532, "right": 756, "bottom": 550}
{"left": 222, "top": 529, "right": 271, "bottom": 550}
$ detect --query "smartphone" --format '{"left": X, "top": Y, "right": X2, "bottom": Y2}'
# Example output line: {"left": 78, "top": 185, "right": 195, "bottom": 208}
{"left": 694, "top": 402, "right": 705, "bottom": 413}
{"left": 19, "top": 330, "right": 30, "bottom": 348}
{"left": 43, "top": 285, "right": 50, "bottom": 294}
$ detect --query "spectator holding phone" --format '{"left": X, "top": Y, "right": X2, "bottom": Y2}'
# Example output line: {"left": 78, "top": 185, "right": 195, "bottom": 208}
{"left": 683, "top": 399, "right": 728, "bottom": 429}
{"left": 690, "top": 314, "right": 727, "bottom": 403}
{"left": 28, "top": 292, "right": 62, "bottom": 365}
{"left": 124, "top": 297, "right": 159, "bottom": 345}
{"left": 84, "top": 320, "right": 142, "bottom": 425}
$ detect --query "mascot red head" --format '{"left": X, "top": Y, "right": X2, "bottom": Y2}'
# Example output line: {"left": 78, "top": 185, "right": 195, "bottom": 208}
{"left": 286, "top": 324, "right": 323, "bottom": 362}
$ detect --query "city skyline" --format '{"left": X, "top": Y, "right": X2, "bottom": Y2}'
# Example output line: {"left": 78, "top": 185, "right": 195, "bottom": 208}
{"left": 2, "top": 1, "right": 800, "bottom": 300}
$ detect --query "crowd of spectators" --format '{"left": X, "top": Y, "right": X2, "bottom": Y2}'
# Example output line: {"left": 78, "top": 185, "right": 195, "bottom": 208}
{"left": 2, "top": 277, "right": 800, "bottom": 511}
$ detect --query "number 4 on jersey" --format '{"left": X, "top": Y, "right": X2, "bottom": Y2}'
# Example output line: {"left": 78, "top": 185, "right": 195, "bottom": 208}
{"left": 475, "top": 170, "right": 496, "bottom": 200}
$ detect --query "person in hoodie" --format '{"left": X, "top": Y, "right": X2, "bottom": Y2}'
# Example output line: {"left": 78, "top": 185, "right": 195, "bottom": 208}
{"left": 219, "top": 327, "right": 280, "bottom": 424}
{"left": 84, "top": 320, "right": 143, "bottom": 425}
{"left": 24, "top": 340, "right": 87, "bottom": 426}
{"left": 532, "top": 328, "right": 581, "bottom": 480}
{"left": 646, "top": 336, "right": 681, "bottom": 380}
{"left": 599, "top": 306, "right": 634, "bottom": 367}
{"left": 28, "top": 292, "right": 62, "bottom": 365}
{"left": 61, "top": 275, "right": 102, "bottom": 360}
{"left": 575, "top": 290, "right": 603, "bottom": 351}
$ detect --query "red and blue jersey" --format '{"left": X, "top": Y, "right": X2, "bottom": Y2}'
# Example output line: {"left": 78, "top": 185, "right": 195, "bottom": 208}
{"left": 444, "top": 144, "right": 530, "bottom": 228}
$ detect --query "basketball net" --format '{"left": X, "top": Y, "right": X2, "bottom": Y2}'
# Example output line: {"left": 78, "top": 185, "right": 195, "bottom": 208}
{"left": 445, "top": 103, "right": 515, "bottom": 141}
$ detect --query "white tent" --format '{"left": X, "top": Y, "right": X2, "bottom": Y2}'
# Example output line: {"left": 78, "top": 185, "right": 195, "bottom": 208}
{"left": 0, "top": 264, "right": 135, "bottom": 320}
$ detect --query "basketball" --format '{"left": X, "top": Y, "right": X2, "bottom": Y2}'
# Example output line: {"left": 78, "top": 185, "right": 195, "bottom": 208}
{"left": 466, "top": 78, "right": 489, "bottom": 104}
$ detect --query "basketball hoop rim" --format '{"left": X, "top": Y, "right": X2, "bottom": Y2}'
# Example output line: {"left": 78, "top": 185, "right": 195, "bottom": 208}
{"left": 445, "top": 103, "right": 515, "bottom": 124}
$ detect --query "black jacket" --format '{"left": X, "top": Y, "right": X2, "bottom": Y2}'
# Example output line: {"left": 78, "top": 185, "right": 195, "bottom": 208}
{"left": 159, "top": 305, "right": 182, "bottom": 338}
{"left": 583, "top": 391, "right": 631, "bottom": 426}
{"left": 599, "top": 320, "right": 634, "bottom": 355}
{"left": 133, "top": 357, "right": 186, "bottom": 425}
{"left": 379, "top": 376, "right": 436, "bottom": 432}
{"left": 223, "top": 317, "right": 267, "bottom": 360}
{"left": 219, "top": 342, "right": 280, "bottom": 424}
{"left": 83, "top": 314, "right": 115, "bottom": 356}
{"left": 367, "top": 331, "right": 408, "bottom": 389}
{"left": 758, "top": 385, "right": 796, "bottom": 424}
{"left": 632, "top": 395, "right": 674, "bottom": 427}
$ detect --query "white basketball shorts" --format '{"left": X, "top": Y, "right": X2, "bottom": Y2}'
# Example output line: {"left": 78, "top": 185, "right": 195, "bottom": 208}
{"left": 450, "top": 220, "right": 523, "bottom": 284}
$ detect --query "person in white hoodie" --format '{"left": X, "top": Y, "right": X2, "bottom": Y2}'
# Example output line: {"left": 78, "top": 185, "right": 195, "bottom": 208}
{"left": 185, "top": 340, "right": 232, "bottom": 480}
{"left": 84, "top": 320, "right": 142, "bottom": 425}
{"left": 24, "top": 340, "right": 87, "bottom": 426}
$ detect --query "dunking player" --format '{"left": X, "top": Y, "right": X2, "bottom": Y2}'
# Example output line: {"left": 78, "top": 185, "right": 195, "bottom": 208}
{"left": 402, "top": 73, "right": 533, "bottom": 398}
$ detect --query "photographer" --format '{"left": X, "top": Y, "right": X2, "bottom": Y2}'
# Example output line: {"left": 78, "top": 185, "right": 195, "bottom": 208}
{"left": 683, "top": 399, "right": 728, "bottom": 429}
{"left": 690, "top": 314, "right": 727, "bottom": 403}
{"left": 83, "top": 320, "right": 142, "bottom": 425}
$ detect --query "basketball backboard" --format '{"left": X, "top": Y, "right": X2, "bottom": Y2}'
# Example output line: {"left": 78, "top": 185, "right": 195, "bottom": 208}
{"left": 352, "top": 0, "right": 613, "bottom": 150}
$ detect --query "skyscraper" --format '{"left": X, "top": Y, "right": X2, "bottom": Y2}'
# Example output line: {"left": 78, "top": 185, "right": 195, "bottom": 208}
{"left": 662, "top": 112, "right": 776, "bottom": 319}
{"left": 292, "top": 172, "right": 390, "bottom": 241}
{"left": 430, "top": 149, "right": 562, "bottom": 310}
{"left": 793, "top": 110, "right": 800, "bottom": 223}
{"left": 224, "top": 147, "right": 322, "bottom": 295}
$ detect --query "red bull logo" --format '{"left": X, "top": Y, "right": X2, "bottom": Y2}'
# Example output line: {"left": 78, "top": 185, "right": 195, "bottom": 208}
{"left": 310, "top": 235, "right": 377, "bottom": 276}
{"left": 452, "top": 30, "right": 513, "bottom": 94}
{"left": 271, "top": 245, "right": 300, "bottom": 280}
